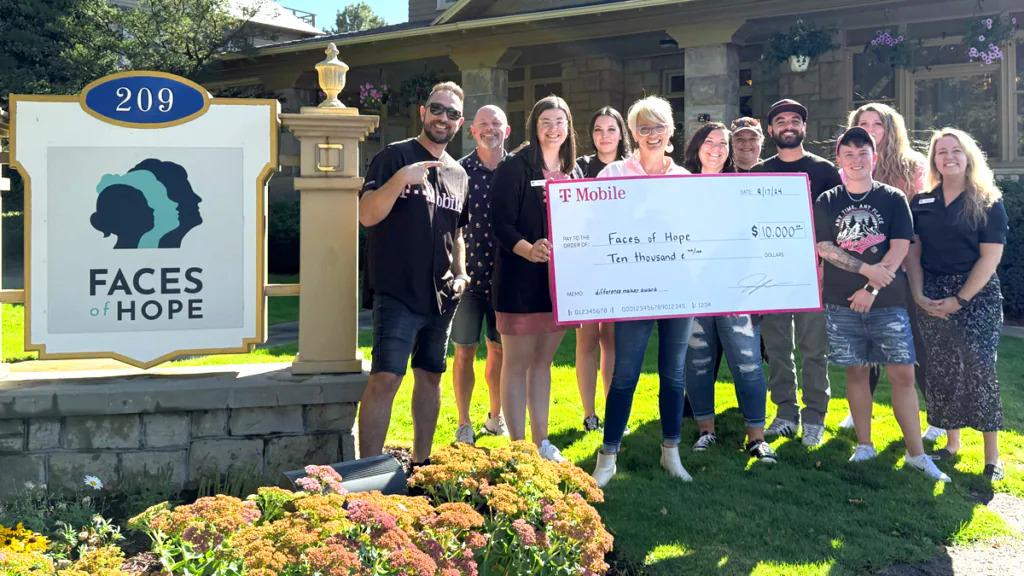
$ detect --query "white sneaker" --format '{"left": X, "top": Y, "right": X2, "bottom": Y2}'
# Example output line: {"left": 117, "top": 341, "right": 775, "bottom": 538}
{"left": 538, "top": 439, "right": 567, "bottom": 463}
{"left": 849, "top": 444, "right": 877, "bottom": 462}
{"left": 765, "top": 418, "right": 799, "bottom": 438}
{"left": 483, "top": 413, "right": 507, "bottom": 436}
{"left": 592, "top": 451, "right": 617, "bottom": 488}
{"left": 455, "top": 423, "right": 475, "bottom": 445}
{"left": 839, "top": 413, "right": 855, "bottom": 430}
{"left": 660, "top": 445, "right": 693, "bottom": 482}
{"left": 801, "top": 423, "right": 825, "bottom": 447}
{"left": 905, "top": 453, "right": 952, "bottom": 483}
{"left": 922, "top": 426, "right": 947, "bottom": 443}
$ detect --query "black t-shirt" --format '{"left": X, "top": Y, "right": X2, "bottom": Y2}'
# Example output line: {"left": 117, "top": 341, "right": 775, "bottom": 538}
{"left": 911, "top": 186, "right": 1009, "bottom": 275}
{"left": 751, "top": 152, "right": 843, "bottom": 200}
{"left": 360, "top": 138, "right": 469, "bottom": 314}
{"left": 576, "top": 155, "right": 608, "bottom": 178}
{"left": 814, "top": 183, "right": 913, "bottom": 308}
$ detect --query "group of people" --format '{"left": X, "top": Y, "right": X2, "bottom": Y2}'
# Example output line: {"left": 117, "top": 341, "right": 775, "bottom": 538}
{"left": 356, "top": 80, "right": 1008, "bottom": 489}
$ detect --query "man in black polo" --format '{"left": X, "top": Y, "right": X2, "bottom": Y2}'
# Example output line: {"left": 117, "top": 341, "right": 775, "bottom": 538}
{"left": 751, "top": 99, "right": 843, "bottom": 447}
{"left": 358, "top": 82, "right": 470, "bottom": 465}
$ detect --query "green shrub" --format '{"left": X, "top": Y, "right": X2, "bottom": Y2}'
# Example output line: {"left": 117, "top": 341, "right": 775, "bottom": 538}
{"left": 998, "top": 179, "right": 1024, "bottom": 319}
{"left": 267, "top": 199, "right": 299, "bottom": 274}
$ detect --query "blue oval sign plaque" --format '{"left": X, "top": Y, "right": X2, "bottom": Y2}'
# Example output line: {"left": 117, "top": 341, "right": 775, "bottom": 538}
{"left": 80, "top": 71, "right": 211, "bottom": 128}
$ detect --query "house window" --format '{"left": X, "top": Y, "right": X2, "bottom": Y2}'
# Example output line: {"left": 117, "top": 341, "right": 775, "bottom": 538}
{"left": 436, "top": 0, "right": 456, "bottom": 10}
{"left": 662, "top": 70, "right": 685, "bottom": 151}
{"left": 507, "top": 64, "right": 565, "bottom": 147}
{"left": 1017, "top": 40, "right": 1024, "bottom": 159}
{"left": 911, "top": 70, "right": 1000, "bottom": 159}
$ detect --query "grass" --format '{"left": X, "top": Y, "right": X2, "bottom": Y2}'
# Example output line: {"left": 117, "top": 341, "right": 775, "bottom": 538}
{"left": 2, "top": 302, "right": 1022, "bottom": 575}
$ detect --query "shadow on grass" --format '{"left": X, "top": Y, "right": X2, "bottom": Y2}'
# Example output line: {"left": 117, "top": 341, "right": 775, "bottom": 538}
{"left": 586, "top": 409, "right": 977, "bottom": 576}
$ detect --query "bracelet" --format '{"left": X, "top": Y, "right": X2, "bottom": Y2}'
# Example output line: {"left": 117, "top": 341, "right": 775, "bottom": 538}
{"left": 954, "top": 294, "right": 970, "bottom": 307}
{"left": 863, "top": 284, "right": 879, "bottom": 296}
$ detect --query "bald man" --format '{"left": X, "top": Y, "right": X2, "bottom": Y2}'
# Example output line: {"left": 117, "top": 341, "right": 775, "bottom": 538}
{"left": 452, "top": 105, "right": 512, "bottom": 445}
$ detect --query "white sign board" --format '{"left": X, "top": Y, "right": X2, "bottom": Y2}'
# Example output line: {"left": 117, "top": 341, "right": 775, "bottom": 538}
{"left": 546, "top": 174, "right": 822, "bottom": 324}
{"left": 11, "top": 72, "right": 277, "bottom": 367}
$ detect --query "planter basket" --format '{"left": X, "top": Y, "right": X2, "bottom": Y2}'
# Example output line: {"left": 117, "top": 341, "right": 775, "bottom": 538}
{"left": 789, "top": 54, "right": 811, "bottom": 72}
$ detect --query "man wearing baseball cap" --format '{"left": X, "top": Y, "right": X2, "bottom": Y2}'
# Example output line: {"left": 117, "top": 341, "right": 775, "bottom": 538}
{"left": 751, "top": 99, "right": 842, "bottom": 447}
{"left": 730, "top": 117, "right": 764, "bottom": 172}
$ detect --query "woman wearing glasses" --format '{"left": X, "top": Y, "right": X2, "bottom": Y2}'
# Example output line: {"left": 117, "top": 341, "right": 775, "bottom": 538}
{"left": 491, "top": 95, "right": 581, "bottom": 462}
{"left": 574, "top": 106, "right": 632, "bottom": 433}
{"left": 590, "top": 96, "right": 694, "bottom": 487}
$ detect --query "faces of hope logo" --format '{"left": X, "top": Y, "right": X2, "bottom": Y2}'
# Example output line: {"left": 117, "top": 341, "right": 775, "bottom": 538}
{"left": 88, "top": 159, "right": 206, "bottom": 323}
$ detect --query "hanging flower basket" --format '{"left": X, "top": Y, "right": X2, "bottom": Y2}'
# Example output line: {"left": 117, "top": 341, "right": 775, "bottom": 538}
{"left": 964, "top": 14, "right": 1018, "bottom": 64}
{"left": 761, "top": 19, "right": 838, "bottom": 72}
{"left": 865, "top": 28, "right": 915, "bottom": 69}
{"left": 358, "top": 82, "right": 389, "bottom": 113}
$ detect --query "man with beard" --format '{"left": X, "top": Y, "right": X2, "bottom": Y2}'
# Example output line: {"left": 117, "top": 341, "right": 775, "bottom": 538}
{"left": 357, "top": 82, "right": 470, "bottom": 465}
{"left": 452, "top": 105, "right": 511, "bottom": 445}
{"left": 751, "top": 99, "right": 842, "bottom": 447}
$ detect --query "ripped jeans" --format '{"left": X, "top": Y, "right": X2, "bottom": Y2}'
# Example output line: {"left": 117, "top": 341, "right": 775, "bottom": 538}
{"left": 684, "top": 315, "right": 767, "bottom": 428}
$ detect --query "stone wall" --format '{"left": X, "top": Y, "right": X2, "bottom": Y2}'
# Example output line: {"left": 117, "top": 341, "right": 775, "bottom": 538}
{"left": 562, "top": 55, "right": 626, "bottom": 142}
{"left": 0, "top": 364, "right": 365, "bottom": 496}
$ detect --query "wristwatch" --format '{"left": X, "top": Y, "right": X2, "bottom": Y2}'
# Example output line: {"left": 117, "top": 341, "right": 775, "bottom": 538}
{"left": 863, "top": 284, "right": 879, "bottom": 296}
{"left": 954, "top": 294, "right": 970, "bottom": 308}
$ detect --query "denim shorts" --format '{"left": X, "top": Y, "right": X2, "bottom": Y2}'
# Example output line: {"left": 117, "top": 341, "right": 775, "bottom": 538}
{"left": 450, "top": 291, "right": 499, "bottom": 346}
{"left": 824, "top": 304, "right": 916, "bottom": 366}
{"left": 370, "top": 293, "right": 456, "bottom": 375}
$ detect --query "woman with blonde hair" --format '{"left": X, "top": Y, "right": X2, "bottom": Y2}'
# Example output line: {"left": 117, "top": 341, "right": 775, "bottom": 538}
{"left": 591, "top": 96, "right": 694, "bottom": 487}
{"left": 838, "top": 103, "right": 944, "bottom": 441}
{"left": 905, "top": 127, "right": 1008, "bottom": 480}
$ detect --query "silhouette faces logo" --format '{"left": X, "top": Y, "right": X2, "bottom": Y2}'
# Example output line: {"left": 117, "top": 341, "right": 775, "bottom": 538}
{"left": 90, "top": 159, "right": 203, "bottom": 249}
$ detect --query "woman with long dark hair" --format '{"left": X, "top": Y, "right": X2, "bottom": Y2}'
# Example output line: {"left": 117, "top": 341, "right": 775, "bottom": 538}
{"left": 905, "top": 128, "right": 1008, "bottom": 480}
{"left": 491, "top": 95, "right": 581, "bottom": 462}
{"left": 574, "top": 106, "right": 631, "bottom": 432}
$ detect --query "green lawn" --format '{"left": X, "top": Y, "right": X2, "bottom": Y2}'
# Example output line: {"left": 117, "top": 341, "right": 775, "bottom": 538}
{"left": 2, "top": 303, "right": 1022, "bottom": 575}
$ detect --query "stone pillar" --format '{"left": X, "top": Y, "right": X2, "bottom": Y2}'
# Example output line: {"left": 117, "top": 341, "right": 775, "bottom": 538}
{"left": 667, "top": 22, "right": 743, "bottom": 141}
{"left": 281, "top": 45, "right": 379, "bottom": 375}
{"left": 451, "top": 48, "right": 517, "bottom": 156}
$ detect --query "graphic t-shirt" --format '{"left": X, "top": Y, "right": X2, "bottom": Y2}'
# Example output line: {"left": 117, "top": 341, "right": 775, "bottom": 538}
{"left": 360, "top": 138, "right": 469, "bottom": 314}
{"left": 813, "top": 182, "right": 913, "bottom": 308}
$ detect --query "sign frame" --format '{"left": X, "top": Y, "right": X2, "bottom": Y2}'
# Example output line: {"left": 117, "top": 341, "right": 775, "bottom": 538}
{"left": 10, "top": 72, "right": 278, "bottom": 368}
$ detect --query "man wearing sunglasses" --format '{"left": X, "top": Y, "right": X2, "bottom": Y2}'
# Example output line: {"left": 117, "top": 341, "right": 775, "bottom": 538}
{"left": 358, "top": 81, "right": 470, "bottom": 466}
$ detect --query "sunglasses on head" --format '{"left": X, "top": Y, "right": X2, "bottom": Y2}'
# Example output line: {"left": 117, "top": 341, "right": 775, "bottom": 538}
{"left": 427, "top": 102, "right": 463, "bottom": 121}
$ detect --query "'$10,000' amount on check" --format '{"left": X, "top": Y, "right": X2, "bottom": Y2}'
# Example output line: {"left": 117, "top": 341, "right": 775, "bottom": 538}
{"left": 546, "top": 174, "right": 824, "bottom": 324}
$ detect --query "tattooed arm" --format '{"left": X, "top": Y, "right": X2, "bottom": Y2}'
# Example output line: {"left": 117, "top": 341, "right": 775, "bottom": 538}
{"left": 816, "top": 241, "right": 896, "bottom": 288}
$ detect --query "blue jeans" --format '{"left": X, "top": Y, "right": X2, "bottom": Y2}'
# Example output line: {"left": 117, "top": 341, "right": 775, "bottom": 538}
{"left": 602, "top": 317, "right": 694, "bottom": 454}
{"left": 685, "top": 315, "right": 767, "bottom": 428}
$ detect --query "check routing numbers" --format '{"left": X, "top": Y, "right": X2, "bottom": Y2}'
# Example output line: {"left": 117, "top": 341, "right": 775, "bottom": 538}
{"left": 81, "top": 71, "right": 210, "bottom": 128}
{"left": 547, "top": 174, "right": 820, "bottom": 322}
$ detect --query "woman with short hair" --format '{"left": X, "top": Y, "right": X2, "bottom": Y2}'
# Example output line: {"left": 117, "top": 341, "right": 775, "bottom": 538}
{"left": 591, "top": 96, "right": 694, "bottom": 487}
{"left": 905, "top": 128, "right": 1008, "bottom": 480}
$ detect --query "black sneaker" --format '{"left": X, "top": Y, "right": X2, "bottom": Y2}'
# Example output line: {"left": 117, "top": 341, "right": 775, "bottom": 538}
{"left": 983, "top": 462, "right": 1005, "bottom": 481}
{"left": 747, "top": 440, "right": 778, "bottom": 464}
{"left": 583, "top": 414, "right": 602, "bottom": 432}
{"left": 692, "top": 431, "right": 718, "bottom": 452}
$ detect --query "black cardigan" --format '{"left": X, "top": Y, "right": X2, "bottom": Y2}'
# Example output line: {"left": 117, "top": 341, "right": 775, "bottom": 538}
{"left": 490, "top": 146, "right": 581, "bottom": 313}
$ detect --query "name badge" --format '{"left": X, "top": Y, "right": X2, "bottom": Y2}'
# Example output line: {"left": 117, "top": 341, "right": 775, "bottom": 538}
{"left": 530, "top": 179, "right": 547, "bottom": 187}
{"left": 918, "top": 198, "right": 936, "bottom": 204}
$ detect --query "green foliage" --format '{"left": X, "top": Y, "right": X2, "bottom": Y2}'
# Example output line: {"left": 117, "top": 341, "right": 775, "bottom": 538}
{"left": 0, "top": 481, "right": 106, "bottom": 541}
{"left": 332, "top": 1, "right": 388, "bottom": 34}
{"left": 761, "top": 18, "right": 838, "bottom": 62}
{"left": 268, "top": 198, "right": 300, "bottom": 274}
{"left": 0, "top": 0, "right": 120, "bottom": 105}
{"left": 196, "top": 465, "right": 262, "bottom": 500}
{"left": 398, "top": 71, "right": 440, "bottom": 108}
{"left": 997, "top": 179, "right": 1024, "bottom": 319}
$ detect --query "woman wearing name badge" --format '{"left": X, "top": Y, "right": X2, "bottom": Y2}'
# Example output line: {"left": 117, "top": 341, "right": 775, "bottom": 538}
{"left": 678, "top": 122, "right": 777, "bottom": 464}
{"left": 836, "top": 103, "right": 944, "bottom": 442}
{"left": 905, "top": 128, "right": 1008, "bottom": 481}
{"left": 491, "top": 95, "right": 582, "bottom": 462}
{"left": 574, "top": 106, "right": 631, "bottom": 433}
{"left": 590, "top": 96, "right": 694, "bottom": 487}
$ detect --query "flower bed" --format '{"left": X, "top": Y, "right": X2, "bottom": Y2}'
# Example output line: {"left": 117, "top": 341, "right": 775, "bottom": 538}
{"left": 2, "top": 442, "right": 613, "bottom": 575}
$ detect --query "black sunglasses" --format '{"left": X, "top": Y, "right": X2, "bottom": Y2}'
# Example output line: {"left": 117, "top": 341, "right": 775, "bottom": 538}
{"left": 427, "top": 102, "right": 463, "bottom": 121}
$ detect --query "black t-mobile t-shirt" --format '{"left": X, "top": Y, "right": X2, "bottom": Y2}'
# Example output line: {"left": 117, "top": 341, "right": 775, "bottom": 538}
{"left": 750, "top": 152, "right": 843, "bottom": 200}
{"left": 813, "top": 182, "right": 914, "bottom": 308}
{"left": 360, "top": 138, "right": 469, "bottom": 314}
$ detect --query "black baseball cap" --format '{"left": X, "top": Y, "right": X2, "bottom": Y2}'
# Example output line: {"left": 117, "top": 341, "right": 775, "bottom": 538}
{"left": 766, "top": 99, "right": 808, "bottom": 124}
{"left": 835, "top": 126, "right": 876, "bottom": 157}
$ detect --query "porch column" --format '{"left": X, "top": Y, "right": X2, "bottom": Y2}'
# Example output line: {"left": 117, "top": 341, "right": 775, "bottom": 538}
{"left": 668, "top": 23, "right": 743, "bottom": 140}
{"left": 450, "top": 48, "right": 517, "bottom": 156}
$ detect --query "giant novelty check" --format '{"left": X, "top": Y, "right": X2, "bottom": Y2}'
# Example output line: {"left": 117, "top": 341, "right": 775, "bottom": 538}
{"left": 546, "top": 173, "right": 823, "bottom": 324}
